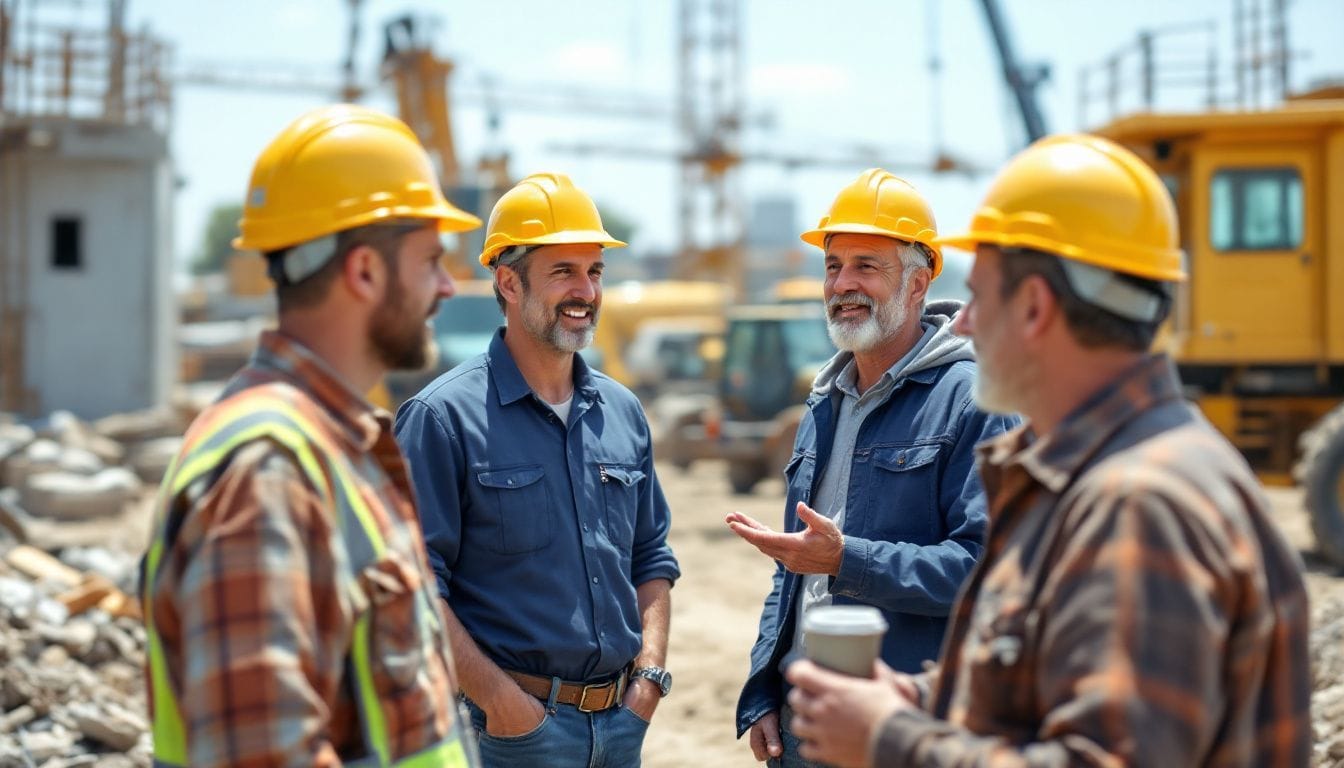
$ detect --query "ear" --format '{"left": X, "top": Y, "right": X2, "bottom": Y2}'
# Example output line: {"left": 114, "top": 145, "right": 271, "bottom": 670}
{"left": 1015, "top": 275, "right": 1059, "bottom": 342}
{"left": 907, "top": 268, "right": 932, "bottom": 307}
{"left": 341, "top": 243, "right": 387, "bottom": 303}
{"left": 495, "top": 264, "right": 525, "bottom": 307}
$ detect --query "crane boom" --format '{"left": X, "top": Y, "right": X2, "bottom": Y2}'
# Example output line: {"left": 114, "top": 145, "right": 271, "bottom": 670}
{"left": 977, "top": 0, "right": 1048, "bottom": 143}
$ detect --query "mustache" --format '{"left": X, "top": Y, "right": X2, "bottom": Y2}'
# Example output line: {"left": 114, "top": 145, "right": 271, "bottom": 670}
{"left": 826, "top": 292, "right": 875, "bottom": 317}
{"left": 556, "top": 300, "right": 597, "bottom": 315}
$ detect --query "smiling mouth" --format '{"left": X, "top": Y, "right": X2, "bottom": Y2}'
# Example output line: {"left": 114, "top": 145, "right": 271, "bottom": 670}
{"left": 558, "top": 304, "right": 594, "bottom": 321}
{"left": 830, "top": 303, "right": 871, "bottom": 320}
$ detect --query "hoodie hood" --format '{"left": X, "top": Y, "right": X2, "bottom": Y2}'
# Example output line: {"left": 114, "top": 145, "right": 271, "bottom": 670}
{"left": 811, "top": 298, "right": 974, "bottom": 396}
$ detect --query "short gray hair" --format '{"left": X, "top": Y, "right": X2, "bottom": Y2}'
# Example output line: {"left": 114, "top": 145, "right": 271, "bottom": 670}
{"left": 490, "top": 246, "right": 537, "bottom": 312}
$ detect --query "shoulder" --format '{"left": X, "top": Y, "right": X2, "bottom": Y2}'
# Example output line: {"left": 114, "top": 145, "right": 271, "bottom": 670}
{"left": 404, "top": 354, "right": 491, "bottom": 409}
{"left": 588, "top": 369, "right": 647, "bottom": 417}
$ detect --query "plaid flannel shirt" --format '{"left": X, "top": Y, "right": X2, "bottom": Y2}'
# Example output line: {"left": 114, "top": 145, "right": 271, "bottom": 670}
{"left": 876, "top": 354, "right": 1311, "bottom": 767}
{"left": 145, "top": 332, "right": 463, "bottom": 767}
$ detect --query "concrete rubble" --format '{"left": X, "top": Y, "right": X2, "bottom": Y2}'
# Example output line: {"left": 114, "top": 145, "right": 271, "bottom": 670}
{"left": 0, "top": 407, "right": 184, "bottom": 766}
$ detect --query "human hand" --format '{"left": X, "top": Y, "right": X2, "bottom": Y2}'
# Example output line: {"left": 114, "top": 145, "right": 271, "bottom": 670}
{"left": 621, "top": 676, "right": 660, "bottom": 723}
{"left": 483, "top": 684, "right": 547, "bottom": 738}
{"left": 784, "top": 659, "right": 913, "bottom": 767}
{"left": 725, "top": 502, "right": 844, "bottom": 576}
{"left": 746, "top": 710, "right": 782, "bottom": 761}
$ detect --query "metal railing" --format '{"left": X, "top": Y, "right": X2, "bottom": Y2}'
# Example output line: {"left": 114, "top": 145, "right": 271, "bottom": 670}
{"left": 1, "top": 15, "right": 170, "bottom": 129}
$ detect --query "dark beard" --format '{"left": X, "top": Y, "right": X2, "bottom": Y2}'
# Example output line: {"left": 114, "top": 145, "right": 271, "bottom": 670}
{"left": 369, "top": 281, "right": 431, "bottom": 371}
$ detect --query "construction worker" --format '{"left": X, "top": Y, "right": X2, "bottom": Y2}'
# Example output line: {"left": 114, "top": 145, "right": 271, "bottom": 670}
{"left": 728, "top": 169, "right": 1017, "bottom": 767}
{"left": 395, "top": 173, "right": 680, "bottom": 767}
{"left": 783, "top": 135, "right": 1312, "bottom": 767}
{"left": 140, "top": 104, "right": 483, "bottom": 767}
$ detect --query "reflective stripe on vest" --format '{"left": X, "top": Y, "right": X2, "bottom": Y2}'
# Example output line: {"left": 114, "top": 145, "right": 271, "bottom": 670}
{"left": 143, "top": 388, "right": 469, "bottom": 767}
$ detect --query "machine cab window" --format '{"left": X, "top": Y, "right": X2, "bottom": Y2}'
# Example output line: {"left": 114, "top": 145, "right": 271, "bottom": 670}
{"left": 1209, "top": 167, "right": 1303, "bottom": 252}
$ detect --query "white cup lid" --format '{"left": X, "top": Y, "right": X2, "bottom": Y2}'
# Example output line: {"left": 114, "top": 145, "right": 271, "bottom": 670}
{"left": 802, "top": 605, "right": 888, "bottom": 635}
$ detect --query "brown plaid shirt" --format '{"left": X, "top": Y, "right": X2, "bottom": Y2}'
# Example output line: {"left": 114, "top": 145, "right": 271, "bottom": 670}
{"left": 145, "top": 332, "right": 463, "bottom": 767}
{"left": 876, "top": 354, "right": 1311, "bottom": 767}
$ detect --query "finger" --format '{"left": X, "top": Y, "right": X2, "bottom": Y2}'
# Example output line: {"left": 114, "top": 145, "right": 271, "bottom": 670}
{"left": 789, "top": 710, "right": 814, "bottom": 741}
{"left": 763, "top": 720, "right": 782, "bottom": 757}
{"left": 749, "top": 725, "right": 767, "bottom": 761}
{"left": 729, "top": 524, "right": 793, "bottom": 557}
{"left": 784, "top": 658, "right": 824, "bottom": 690}
{"left": 726, "top": 511, "right": 770, "bottom": 531}
{"left": 795, "top": 501, "right": 833, "bottom": 532}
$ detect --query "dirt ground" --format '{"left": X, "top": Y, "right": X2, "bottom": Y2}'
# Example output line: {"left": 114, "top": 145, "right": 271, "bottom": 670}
{"left": 641, "top": 460, "right": 1340, "bottom": 767}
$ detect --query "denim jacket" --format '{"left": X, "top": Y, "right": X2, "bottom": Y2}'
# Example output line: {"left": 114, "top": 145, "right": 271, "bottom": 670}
{"left": 736, "top": 302, "right": 1018, "bottom": 736}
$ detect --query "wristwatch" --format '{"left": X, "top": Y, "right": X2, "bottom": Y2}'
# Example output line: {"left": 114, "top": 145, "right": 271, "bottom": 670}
{"left": 629, "top": 666, "right": 673, "bottom": 697}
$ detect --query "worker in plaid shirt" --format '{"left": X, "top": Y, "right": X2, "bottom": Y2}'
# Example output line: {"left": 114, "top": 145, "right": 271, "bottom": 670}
{"left": 783, "top": 134, "right": 1311, "bottom": 767}
{"left": 142, "top": 105, "right": 483, "bottom": 767}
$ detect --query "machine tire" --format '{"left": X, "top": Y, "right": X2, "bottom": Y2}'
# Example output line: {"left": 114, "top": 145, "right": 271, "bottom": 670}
{"left": 727, "top": 459, "right": 765, "bottom": 495}
{"left": 1297, "top": 403, "right": 1344, "bottom": 567}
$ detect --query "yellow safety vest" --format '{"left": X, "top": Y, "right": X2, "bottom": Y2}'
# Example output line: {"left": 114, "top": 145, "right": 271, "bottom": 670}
{"left": 142, "top": 386, "right": 471, "bottom": 767}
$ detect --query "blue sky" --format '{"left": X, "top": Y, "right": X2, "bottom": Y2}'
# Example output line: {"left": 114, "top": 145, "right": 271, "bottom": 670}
{"left": 77, "top": 0, "right": 1344, "bottom": 269}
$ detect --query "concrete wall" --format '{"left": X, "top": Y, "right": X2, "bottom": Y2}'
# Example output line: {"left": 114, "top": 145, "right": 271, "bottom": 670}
{"left": 2, "top": 120, "right": 174, "bottom": 419}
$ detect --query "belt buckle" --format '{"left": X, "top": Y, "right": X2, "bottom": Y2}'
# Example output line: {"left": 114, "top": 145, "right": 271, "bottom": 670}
{"left": 576, "top": 680, "right": 615, "bottom": 713}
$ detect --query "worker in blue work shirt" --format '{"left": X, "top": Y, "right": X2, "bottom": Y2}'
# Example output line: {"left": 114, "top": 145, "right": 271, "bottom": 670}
{"left": 728, "top": 169, "right": 1017, "bottom": 767}
{"left": 396, "top": 172, "right": 679, "bottom": 768}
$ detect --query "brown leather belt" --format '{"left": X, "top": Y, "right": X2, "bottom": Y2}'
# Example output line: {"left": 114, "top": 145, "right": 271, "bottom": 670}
{"left": 505, "top": 669, "right": 628, "bottom": 713}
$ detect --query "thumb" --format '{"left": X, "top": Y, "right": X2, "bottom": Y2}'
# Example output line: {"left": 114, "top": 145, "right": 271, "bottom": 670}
{"left": 796, "top": 501, "right": 829, "bottom": 530}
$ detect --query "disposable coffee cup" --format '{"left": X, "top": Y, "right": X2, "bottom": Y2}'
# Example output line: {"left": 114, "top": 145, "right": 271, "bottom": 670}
{"left": 802, "top": 605, "right": 888, "bottom": 677}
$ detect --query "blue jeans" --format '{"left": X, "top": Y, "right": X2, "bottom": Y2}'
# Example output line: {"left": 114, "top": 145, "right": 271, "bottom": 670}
{"left": 766, "top": 705, "right": 829, "bottom": 768}
{"left": 463, "top": 697, "right": 649, "bottom": 768}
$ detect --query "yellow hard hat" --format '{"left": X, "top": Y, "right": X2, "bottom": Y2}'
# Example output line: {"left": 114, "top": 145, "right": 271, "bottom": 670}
{"left": 479, "top": 173, "right": 626, "bottom": 266}
{"left": 936, "top": 134, "right": 1185, "bottom": 282}
{"left": 800, "top": 168, "right": 942, "bottom": 279}
{"left": 233, "top": 104, "right": 481, "bottom": 253}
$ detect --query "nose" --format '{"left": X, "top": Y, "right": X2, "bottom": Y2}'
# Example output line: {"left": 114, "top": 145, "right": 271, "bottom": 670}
{"left": 951, "top": 304, "right": 972, "bottom": 337}
{"left": 830, "top": 263, "right": 864, "bottom": 295}
{"left": 570, "top": 273, "right": 598, "bottom": 304}
{"left": 436, "top": 266, "right": 457, "bottom": 300}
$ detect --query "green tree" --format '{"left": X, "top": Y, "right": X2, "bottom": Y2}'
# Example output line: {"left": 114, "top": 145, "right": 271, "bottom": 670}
{"left": 191, "top": 202, "right": 244, "bottom": 275}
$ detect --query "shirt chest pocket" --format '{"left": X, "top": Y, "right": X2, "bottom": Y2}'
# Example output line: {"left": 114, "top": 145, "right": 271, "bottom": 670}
{"left": 354, "top": 552, "right": 445, "bottom": 702}
{"left": 598, "top": 463, "right": 645, "bottom": 548}
{"left": 474, "top": 465, "right": 553, "bottom": 555}
{"left": 861, "top": 444, "right": 942, "bottom": 543}
{"left": 964, "top": 592, "right": 1039, "bottom": 737}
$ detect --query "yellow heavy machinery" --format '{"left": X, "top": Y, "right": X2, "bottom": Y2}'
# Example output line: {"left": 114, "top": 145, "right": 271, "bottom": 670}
{"left": 590, "top": 280, "right": 729, "bottom": 391}
{"left": 1092, "top": 90, "right": 1344, "bottom": 564}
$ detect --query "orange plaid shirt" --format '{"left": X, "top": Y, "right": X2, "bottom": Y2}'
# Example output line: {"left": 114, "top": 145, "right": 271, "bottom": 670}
{"left": 877, "top": 355, "right": 1311, "bottom": 767}
{"left": 145, "top": 332, "right": 463, "bottom": 767}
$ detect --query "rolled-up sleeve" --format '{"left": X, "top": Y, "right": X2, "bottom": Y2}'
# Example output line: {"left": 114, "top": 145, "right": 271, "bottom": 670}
{"left": 630, "top": 417, "right": 681, "bottom": 587}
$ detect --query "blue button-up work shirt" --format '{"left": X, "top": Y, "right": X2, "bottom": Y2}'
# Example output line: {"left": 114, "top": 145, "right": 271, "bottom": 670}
{"left": 395, "top": 330, "right": 680, "bottom": 683}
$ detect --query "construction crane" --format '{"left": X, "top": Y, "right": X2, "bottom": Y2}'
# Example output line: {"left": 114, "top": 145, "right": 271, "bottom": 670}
{"left": 976, "top": 0, "right": 1049, "bottom": 144}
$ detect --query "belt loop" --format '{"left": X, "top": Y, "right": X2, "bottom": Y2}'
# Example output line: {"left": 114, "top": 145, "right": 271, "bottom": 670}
{"left": 545, "top": 676, "right": 561, "bottom": 715}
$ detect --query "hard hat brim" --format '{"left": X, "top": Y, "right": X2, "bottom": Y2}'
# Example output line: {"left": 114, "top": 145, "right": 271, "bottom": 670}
{"left": 935, "top": 231, "right": 1187, "bottom": 282}
{"left": 478, "top": 229, "right": 626, "bottom": 266}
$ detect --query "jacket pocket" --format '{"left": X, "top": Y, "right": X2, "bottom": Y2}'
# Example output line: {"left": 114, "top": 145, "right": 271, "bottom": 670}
{"left": 599, "top": 463, "right": 645, "bottom": 547}
{"left": 862, "top": 443, "right": 942, "bottom": 542}
{"left": 475, "top": 464, "right": 552, "bottom": 554}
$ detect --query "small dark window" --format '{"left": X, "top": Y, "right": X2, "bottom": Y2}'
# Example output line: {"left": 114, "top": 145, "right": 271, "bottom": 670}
{"left": 1209, "top": 167, "right": 1303, "bottom": 251}
{"left": 51, "top": 216, "right": 82, "bottom": 270}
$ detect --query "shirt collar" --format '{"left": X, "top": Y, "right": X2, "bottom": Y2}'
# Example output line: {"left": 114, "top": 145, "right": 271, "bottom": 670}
{"left": 487, "top": 328, "right": 603, "bottom": 407}
{"left": 979, "top": 353, "right": 1185, "bottom": 493}
{"left": 250, "top": 331, "right": 387, "bottom": 452}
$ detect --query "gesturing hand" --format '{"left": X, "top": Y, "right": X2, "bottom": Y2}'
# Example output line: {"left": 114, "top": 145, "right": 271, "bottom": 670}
{"left": 725, "top": 501, "right": 844, "bottom": 576}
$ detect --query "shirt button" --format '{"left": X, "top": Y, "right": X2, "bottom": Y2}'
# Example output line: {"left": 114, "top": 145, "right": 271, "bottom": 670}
{"left": 582, "top": 524, "right": 589, "bottom": 531}
{"left": 506, "top": 479, "right": 514, "bottom": 486}
{"left": 592, "top": 576, "right": 599, "bottom": 584}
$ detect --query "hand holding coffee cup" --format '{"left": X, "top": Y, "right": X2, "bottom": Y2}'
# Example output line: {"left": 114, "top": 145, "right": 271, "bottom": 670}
{"left": 801, "top": 605, "right": 888, "bottom": 677}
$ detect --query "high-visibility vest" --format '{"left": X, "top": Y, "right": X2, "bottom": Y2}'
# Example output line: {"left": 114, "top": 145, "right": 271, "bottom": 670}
{"left": 142, "top": 385, "right": 472, "bottom": 767}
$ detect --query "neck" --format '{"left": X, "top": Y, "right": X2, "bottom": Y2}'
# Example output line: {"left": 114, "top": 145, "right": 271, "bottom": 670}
{"left": 852, "top": 316, "right": 923, "bottom": 394}
{"left": 502, "top": 326, "right": 576, "bottom": 403}
{"left": 1022, "top": 347, "right": 1147, "bottom": 436}
{"left": 278, "top": 310, "right": 383, "bottom": 397}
